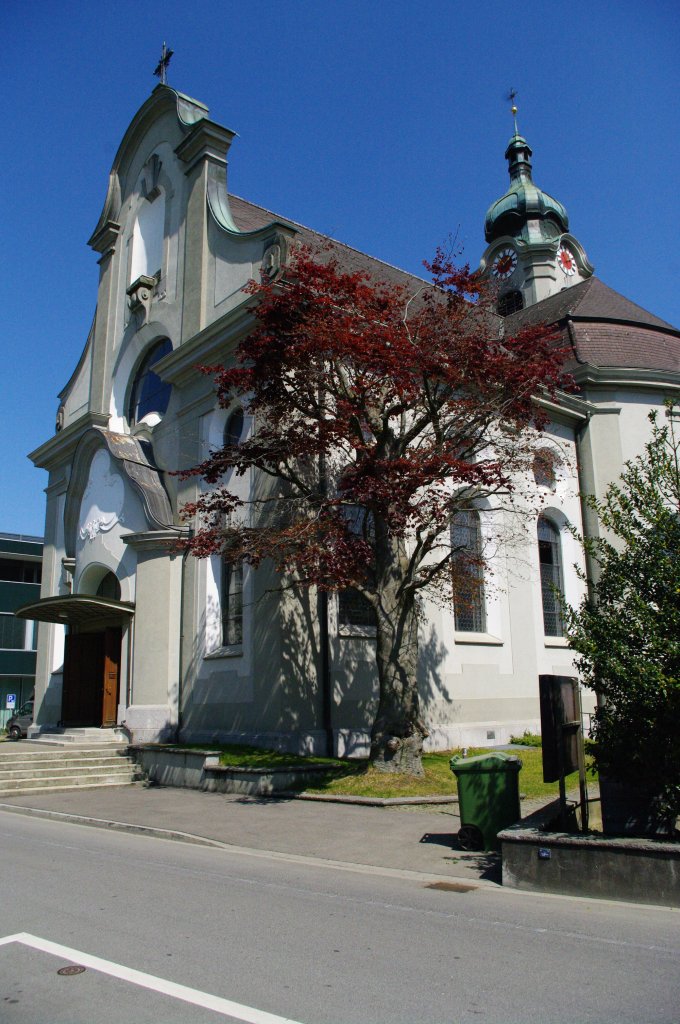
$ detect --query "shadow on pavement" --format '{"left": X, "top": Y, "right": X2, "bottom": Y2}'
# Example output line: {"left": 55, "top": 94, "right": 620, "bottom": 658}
{"left": 420, "top": 831, "right": 502, "bottom": 883}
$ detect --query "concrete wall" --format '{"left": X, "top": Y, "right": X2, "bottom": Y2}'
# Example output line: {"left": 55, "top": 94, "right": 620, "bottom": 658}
{"left": 500, "top": 804, "right": 680, "bottom": 907}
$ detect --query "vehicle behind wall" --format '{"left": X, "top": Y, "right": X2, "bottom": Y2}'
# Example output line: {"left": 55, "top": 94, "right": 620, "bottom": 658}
{"left": 6, "top": 698, "right": 34, "bottom": 740}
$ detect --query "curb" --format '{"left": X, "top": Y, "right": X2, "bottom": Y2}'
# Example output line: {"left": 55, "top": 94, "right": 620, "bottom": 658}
{"left": 0, "top": 802, "right": 223, "bottom": 848}
{"left": 295, "top": 793, "right": 459, "bottom": 807}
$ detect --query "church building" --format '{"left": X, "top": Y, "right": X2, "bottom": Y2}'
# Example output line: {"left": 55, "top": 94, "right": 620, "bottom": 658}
{"left": 19, "top": 85, "right": 680, "bottom": 752}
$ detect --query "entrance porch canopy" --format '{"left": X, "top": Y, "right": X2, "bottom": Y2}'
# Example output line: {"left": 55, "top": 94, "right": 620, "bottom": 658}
{"left": 16, "top": 595, "right": 135, "bottom": 627}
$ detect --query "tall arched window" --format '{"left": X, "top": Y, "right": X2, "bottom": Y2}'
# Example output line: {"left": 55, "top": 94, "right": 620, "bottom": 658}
{"left": 130, "top": 192, "right": 165, "bottom": 283}
{"left": 223, "top": 408, "right": 244, "bottom": 449}
{"left": 221, "top": 559, "right": 243, "bottom": 647}
{"left": 537, "top": 516, "right": 564, "bottom": 636}
{"left": 128, "top": 339, "right": 172, "bottom": 425}
{"left": 338, "top": 505, "right": 377, "bottom": 629}
{"left": 452, "top": 509, "right": 486, "bottom": 633}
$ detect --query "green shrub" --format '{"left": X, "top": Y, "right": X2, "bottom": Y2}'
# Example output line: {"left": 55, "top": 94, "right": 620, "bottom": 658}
{"left": 509, "top": 730, "right": 542, "bottom": 747}
{"left": 565, "top": 403, "right": 680, "bottom": 826}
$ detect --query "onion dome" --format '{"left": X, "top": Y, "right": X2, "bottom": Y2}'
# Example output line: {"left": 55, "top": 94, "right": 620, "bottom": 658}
{"left": 484, "top": 133, "right": 569, "bottom": 243}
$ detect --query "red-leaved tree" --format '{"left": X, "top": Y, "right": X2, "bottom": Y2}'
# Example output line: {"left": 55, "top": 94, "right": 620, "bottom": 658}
{"left": 182, "top": 245, "right": 570, "bottom": 774}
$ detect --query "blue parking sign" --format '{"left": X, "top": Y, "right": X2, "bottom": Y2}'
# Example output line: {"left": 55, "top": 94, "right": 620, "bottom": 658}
{"left": 6, "top": 694, "right": 16, "bottom": 710}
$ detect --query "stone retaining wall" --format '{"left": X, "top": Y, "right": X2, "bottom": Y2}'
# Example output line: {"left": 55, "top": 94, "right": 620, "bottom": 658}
{"left": 499, "top": 800, "right": 680, "bottom": 907}
{"left": 131, "top": 745, "right": 342, "bottom": 796}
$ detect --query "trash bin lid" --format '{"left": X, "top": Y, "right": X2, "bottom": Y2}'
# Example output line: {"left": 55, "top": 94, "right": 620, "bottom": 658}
{"left": 450, "top": 751, "right": 522, "bottom": 773}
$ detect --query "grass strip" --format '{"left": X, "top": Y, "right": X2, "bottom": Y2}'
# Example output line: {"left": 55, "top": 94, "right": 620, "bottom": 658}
{"left": 304, "top": 748, "right": 594, "bottom": 800}
{"left": 160, "top": 742, "right": 346, "bottom": 770}
{"left": 161, "top": 743, "right": 595, "bottom": 800}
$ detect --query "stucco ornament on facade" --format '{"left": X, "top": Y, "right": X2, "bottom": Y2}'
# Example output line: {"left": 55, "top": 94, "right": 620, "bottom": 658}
{"left": 78, "top": 450, "right": 125, "bottom": 543}
{"left": 261, "top": 234, "right": 288, "bottom": 281}
{"left": 79, "top": 515, "right": 119, "bottom": 541}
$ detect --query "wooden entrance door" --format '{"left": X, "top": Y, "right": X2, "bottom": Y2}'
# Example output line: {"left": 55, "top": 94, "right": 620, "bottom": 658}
{"left": 62, "top": 628, "right": 122, "bottom": 727}
{"left": 102, "top": 627, "right": 122, "bottom": 727}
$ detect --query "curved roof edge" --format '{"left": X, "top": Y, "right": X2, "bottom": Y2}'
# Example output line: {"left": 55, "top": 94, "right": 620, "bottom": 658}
{"left": 58, "top": 309, "right": 96, "bottom": 405}
{"left": 88, "top": 85, "right": 209, "bottom": 249}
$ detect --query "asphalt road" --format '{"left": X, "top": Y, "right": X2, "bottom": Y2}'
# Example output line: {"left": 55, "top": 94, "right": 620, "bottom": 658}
{"left": 0, "top": 810, "right": 677, "bottom": 1024}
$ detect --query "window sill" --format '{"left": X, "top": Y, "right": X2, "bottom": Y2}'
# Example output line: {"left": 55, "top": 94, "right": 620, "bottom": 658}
{"left": 338, "top": 626, "right": 377, "bottom": 639}
{"left": 544, "top": 636, "right": 570, "bottom": 648}
{"left": 204, "top": 645, "right": 243, "bottom": 660}
{"left": 454, "top": 632, "right": 503, "bottom": 646}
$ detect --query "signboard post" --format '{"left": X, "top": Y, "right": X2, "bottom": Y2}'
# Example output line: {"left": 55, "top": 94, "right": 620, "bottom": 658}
{"left": 539, "top": 675, "right": 588, "bottom": 831}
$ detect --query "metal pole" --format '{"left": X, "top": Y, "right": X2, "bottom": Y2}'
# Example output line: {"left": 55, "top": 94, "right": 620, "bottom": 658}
{"left": 317, "top": 400, "right": 333, "bottom": 757}
{"left": 575, "top": 685, "right": 589, "bottom": 831}
{"left": 557, "top": 728, "right": 568, "bottom": 831}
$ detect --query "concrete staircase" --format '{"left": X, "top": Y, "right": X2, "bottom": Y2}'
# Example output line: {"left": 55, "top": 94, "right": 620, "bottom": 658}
{"left": 0, "top": 741, "right": 145, "bottom": 798}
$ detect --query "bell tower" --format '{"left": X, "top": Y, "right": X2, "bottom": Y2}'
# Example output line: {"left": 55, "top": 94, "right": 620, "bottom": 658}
{"left": 480, "top": 101, "right": 593, "bottom": 314}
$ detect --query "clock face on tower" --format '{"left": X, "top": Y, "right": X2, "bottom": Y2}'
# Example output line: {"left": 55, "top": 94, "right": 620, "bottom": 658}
{"left": 492, "top": 247, "right": 518, "bottom": 280}
{"left": 557, "top": 246, "right": 577, "bottom": 276}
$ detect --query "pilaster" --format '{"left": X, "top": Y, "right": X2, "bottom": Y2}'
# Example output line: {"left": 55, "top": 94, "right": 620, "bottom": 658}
{"left": 88, "top": 226, "right": 122, "bottom": 417}
{"left": 176, "top": 121, "right": 236, "bottom": 341}
{"left": 123, "top": 530, "right": 187, "bottom": 740}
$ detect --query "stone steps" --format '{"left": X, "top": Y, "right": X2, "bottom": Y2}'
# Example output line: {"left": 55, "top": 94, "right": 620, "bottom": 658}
{"left": 0, "top": 750, "right": 132, "bottom": 767}
{"left": 0, "top": 743, "right": 144, "bottom": 797}
{"left": 27, "top": 727, "right": 129, "bottom": 745}
{"left": 0, "top": 762, "right": 138, "bottom": 781}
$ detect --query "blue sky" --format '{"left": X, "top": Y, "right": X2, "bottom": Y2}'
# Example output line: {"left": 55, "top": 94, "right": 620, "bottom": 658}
{"left": 2, "top": 0, "right": 679, "bottom": 536}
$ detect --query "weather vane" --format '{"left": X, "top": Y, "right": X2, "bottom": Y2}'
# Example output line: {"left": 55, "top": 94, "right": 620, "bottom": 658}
{"left": 154, "top": 42, "right": 173, "bottom": 86}
{"left": 507, "top": 88, "right": 519, "bottom": 134}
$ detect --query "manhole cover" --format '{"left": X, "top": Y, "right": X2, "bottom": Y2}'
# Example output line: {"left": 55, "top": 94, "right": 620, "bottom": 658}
{"left": 425, "top": 881, "right": 477, "bottom": 893}
{"left": 57, "top": 965, "right": 86, "bottom": 976}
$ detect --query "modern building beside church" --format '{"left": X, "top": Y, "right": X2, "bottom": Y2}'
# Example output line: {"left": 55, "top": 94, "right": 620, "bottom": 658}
{"left": 19, "top": 85, "right": 680, "bottom": 752}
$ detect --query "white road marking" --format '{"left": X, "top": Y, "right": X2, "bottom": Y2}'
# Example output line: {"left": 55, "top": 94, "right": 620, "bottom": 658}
{"left": 0, "top": 932, "right": 305, "bottom": 1024}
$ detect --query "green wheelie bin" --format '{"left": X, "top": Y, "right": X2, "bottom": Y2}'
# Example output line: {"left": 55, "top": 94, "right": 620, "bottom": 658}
{"left": 450, "top": 751, "right": 522, "bottom": 851}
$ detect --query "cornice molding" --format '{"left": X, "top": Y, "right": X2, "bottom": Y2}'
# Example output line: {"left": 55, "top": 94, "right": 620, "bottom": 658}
{"left": 29, "top": 413, "right": 110, "bottom": 471}
{"left": 124, "top": 528, "right": 189, "bottom": 553}
{"left": 155, "top": 298, "right": 257, "bottom": 386}
{"left": 572, "top": 365, "right": 680, "bottom": 391}
{"left": 533, "top": 391, "right": 590, "bottom": 426}
{"left": 175, "top": 119, "right": 237, "bottom": 173}
{"left": 89, "top": 220, "right": 121, "bottom": 256}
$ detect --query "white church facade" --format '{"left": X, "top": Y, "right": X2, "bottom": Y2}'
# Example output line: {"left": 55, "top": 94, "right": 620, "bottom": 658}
{"left": 20, "top": 85, "right": 680, "bottom": 753}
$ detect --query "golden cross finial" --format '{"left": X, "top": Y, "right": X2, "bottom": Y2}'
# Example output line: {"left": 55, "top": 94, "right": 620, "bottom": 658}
{"left": 154, "top": 42, "right": 173, "bottom": 86}
{"left": 507, "top": 88, "right": 519, "bottom": 134}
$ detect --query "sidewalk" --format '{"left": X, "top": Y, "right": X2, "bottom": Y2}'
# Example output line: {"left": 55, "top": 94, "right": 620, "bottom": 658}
{"left": 0, "top": 783, "right": 505, "bottom": 884}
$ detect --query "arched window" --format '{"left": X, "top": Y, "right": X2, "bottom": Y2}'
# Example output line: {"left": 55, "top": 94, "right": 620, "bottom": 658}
{"left": 128, "top": 339, "right": 172, "bottom": 425}
{"left": 223, "top": 408, "right": 244, "bottom": 449}
{"left": 537, "top": 516, "right": 564, "bottom": 636}
{"left": 451, "top": 509, "right": 486, "bottom": 632}
{"left": 497, "top": 290, "right": 524, "bottom": 316}
{"left": 221, "top": 559, "right": 243, "bottom": 646}
{"left": 130, "top": 192, "right": 165, "bottom": 283}
{"left": 96, "top": 572, "right": 121, "bottom": 601}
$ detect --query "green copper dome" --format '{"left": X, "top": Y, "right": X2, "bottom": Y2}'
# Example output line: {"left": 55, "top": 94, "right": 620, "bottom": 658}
{"left": 484, "top": 133, "right": 569, "bottom": 243}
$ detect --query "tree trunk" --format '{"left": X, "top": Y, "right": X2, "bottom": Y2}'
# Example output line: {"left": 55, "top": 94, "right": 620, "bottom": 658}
{"left": 369, "top": 543, "right": 426, "bottom": 775}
